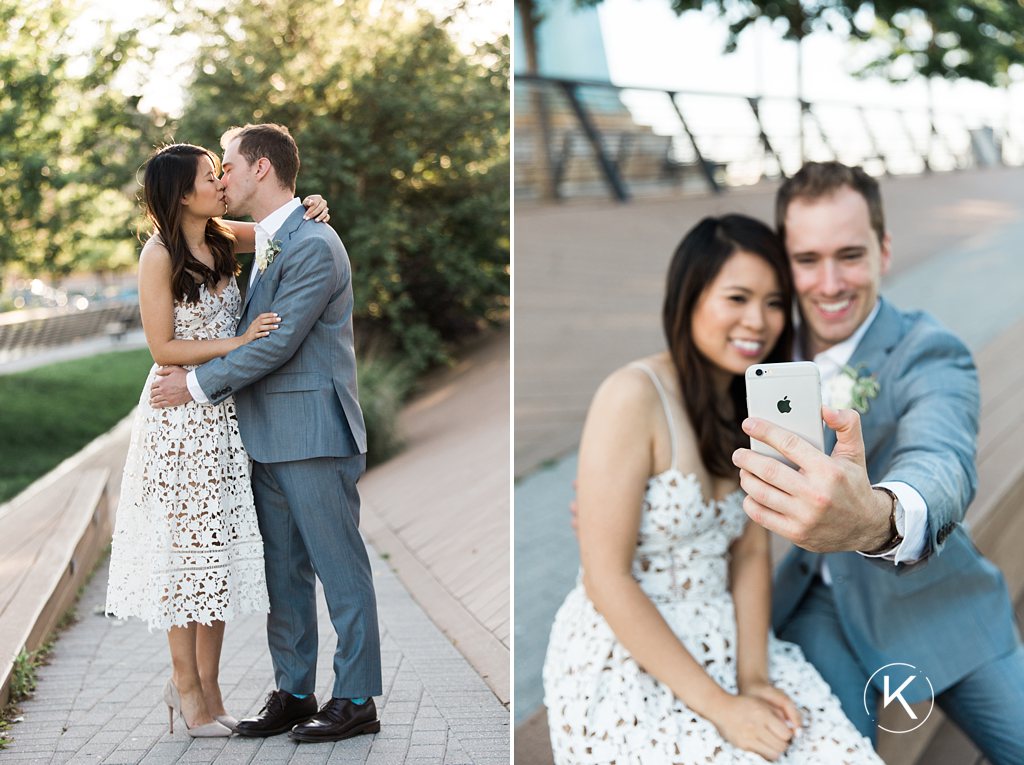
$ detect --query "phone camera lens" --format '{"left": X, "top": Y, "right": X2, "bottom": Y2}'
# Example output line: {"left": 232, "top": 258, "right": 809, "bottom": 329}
{"left": 755, "top": 369, "right": 763, "bottom": 376}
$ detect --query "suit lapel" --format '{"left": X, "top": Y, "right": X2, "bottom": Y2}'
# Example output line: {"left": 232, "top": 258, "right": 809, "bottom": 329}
{"left": 242, "top": 260, "right": 264, "bottom": 315}
{"left": 241, "top": 207, "right": 308, "bottom": 315}
{"left": 826, "top": 297, "right": 904, "bottom": 453}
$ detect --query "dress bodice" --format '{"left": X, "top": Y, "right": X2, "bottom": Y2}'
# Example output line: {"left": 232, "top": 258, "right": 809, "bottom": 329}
{"left": 634, "top": 468, "right": 746, "bottom": 603}
{"left": 629, "top": 363, "right": 748, "bottom": 604}
{"left": 173, "top": 279, "right": 241, "bottom": 342}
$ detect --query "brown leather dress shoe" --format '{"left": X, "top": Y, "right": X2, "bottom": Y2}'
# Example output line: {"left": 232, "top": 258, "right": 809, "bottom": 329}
{"left": 289, "top": 697, "right": 380, "bottom": 742}
{"left": 235, "top": 690, "right": 318, "bottom": 737}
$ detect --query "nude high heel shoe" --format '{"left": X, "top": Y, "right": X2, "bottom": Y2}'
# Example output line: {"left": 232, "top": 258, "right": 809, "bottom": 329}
{"left": 163, "top": 679, "right": 232, "bottom": 737}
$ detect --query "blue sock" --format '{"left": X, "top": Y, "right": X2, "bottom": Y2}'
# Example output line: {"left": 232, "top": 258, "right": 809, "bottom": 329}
{"left": 350, "top": 697, "right": 368, "bottom": 705}
{"left": 289, "top": 692, "right": 309, "bottom": 699}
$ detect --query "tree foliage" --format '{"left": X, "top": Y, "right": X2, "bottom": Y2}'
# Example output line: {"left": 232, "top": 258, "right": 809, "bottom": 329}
{"left": 1, "top": 0, "right": 509, "bottom": 373}
{"left": 0, "top": 1, "right": 159, "bottom": 281}
{"left": 169, "top": 0, "right": 510, "bottom": 372}
{"left": 574, "top": 0, "right": 1024, "bottom": 86}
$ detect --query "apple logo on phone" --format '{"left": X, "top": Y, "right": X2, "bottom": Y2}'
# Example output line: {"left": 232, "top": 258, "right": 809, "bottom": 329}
{"left": 777, "top": 396, "right": 792, "bottom": 414}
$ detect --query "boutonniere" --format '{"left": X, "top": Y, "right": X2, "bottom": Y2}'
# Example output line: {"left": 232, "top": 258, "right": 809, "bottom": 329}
{"left": 255, "top": 239, "right": 282, "bottom": 273}
{"left": 829, "top": 364, "right": 881, "bottom": 413}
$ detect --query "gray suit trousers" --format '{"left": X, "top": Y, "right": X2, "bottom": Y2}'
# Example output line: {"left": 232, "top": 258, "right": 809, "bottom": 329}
{"left": 251, "top": 455, "right": 382, "bottom": 698}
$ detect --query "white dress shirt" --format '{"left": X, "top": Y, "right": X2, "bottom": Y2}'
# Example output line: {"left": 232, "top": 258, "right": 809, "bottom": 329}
{"left": 186, "top": 198, "right": 302, "bottom": 404}
{"left": 797, "top": 300, "right": 929, "bottom": 583}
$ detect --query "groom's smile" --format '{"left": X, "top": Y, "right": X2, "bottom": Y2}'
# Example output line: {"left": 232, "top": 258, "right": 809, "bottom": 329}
{"left": 783, "top": 185, "right": 891, "bottom": 355}
{"left": 809, "top": 293, "right": 857, "bottom": 325}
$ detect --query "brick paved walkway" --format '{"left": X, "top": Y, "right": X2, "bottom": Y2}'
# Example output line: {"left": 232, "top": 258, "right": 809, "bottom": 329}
{"left": 2, "top": 549, "right": 508, "bottom": 764}
{"left": 359, "top": 330, "right": 510, "bottom": 705}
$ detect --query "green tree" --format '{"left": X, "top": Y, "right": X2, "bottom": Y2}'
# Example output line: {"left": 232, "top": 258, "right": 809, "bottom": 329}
{"left": 0, "top": 0, "right": 72, "bottom": 277}
{"left": 169, "top": 0, "right": 510, "bottom": 372}
{"left": 0, "top": 2, "right": 160, "bottom": 283}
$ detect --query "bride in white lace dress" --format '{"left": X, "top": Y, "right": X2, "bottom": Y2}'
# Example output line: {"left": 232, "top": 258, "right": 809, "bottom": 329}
{"left": 543, "top": 215, "right": 881, "bottom": 764}
{"left": 105, "top": 144, "right": 329, "bottom": 736}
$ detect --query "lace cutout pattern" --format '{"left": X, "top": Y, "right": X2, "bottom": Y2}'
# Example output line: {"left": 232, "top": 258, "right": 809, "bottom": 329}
{"left": 106, "top": 279, "right": 270, "bottom": 630}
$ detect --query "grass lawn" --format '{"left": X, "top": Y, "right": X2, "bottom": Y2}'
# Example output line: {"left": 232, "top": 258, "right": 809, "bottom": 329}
{"left": 0, "top": 344, "right": 414, "bottom": 503}
{"left": 0, "top": 349, "right": 154, "bottom": 503}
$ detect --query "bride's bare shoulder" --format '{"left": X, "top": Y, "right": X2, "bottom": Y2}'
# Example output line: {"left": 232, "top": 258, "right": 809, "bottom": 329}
{"left": 588, "top": 358, "right": 665, "bottom": 419}
{"left": 139, "top": 234, "right": 170, "bottom": 262}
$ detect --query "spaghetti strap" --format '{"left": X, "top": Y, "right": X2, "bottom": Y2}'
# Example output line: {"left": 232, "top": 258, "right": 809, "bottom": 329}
{"left": 630, "top": 362, "right": 679, "bottom": 470}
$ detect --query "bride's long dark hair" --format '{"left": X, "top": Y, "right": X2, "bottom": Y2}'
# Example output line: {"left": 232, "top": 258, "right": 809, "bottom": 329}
{"left": 142, "top": 144, "right": 239, "bottom": 303}
{"left": 662, "top": 215, "right": 794, "bottom": 477}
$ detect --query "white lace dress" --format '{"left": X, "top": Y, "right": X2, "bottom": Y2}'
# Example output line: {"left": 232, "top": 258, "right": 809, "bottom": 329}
{"left": 542, "top": 364, "right": 881, "bottom": 764}
{"left": 106, "top": 278, "right": 269, "bottom": 630}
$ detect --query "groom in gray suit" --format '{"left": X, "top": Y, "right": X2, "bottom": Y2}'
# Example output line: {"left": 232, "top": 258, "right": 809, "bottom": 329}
{"left": 151, "top": 123, "right": 382, "bottom": 742}
{"left": 733, "top": 162, "right": 1024, "bottom": 763}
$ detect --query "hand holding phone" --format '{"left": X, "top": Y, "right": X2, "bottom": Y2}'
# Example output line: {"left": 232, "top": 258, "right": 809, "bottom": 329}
{"left": 744, "top": 362, "right": 824, "bottom": 470}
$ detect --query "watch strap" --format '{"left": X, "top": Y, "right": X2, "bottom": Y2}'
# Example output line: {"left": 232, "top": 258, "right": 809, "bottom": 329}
{"left": 860, "top": 486, "right": 903, "bottom": 555}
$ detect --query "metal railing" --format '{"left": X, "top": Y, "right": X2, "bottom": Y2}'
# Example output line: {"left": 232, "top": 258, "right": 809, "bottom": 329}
{"left": 515, "top": 75, "right": 1024, "bottom": 202}
{"left": 0, "top": 301, "right": 142, "bottom": 359}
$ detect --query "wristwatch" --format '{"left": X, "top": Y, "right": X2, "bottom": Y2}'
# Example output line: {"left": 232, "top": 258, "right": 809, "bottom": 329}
{"left": 861, "top": 486, "right": 904, "bottom": 555}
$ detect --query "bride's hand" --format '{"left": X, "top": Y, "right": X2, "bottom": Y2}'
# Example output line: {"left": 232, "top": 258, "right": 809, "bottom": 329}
{"left": 240, "top": 312, "right": 281, "bottom": 344}
{"left": 740, "top": 681, "right": 803, "bottom": 734}
{"left": 301, "top": 194, "right": 330, "bottom": 222}
{"left": 706, "top": 693, "right": 795, "bottom": 761}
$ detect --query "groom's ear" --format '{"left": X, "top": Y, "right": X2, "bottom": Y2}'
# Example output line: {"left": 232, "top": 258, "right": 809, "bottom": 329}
{"left": 254, "top": 157, "right": 272, "bottom": 181}
{"left": 878, "top": 232, "right": 892, "bottom": 275}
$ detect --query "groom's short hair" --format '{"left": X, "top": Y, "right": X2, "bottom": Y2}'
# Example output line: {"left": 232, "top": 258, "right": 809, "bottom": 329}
{"left": 775, "top": 161, "right": 886, "bottom": 246}
{"left": 221, "top": 123, "right": 300, "bottom": 192}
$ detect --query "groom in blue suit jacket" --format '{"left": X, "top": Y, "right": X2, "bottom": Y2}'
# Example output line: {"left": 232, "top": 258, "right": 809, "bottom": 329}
{"left": 732, "top": 162, "right": 1023, "bottom": 763}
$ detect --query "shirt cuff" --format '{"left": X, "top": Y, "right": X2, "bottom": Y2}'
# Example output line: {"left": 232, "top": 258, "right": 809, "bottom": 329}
{"left": 186, "top": 370, "right": 210, "bottom": 404}
{"left": 857, "top": 481, "right": 927, "bottom": 564}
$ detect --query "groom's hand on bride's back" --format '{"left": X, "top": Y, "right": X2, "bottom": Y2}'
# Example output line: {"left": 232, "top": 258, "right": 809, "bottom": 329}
{"left": 731, "top": 406, "right": 893, "bottom": 554}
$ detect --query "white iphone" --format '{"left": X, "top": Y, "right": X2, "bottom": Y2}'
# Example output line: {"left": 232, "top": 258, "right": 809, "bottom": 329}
{"left": 744, "top": 361, "right": 825, "bottom": 469}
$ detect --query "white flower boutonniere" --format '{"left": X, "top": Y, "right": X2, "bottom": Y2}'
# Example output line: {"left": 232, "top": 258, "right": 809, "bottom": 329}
{"left": 255, "top": 239, "right": 282, "bottom": 273}
{"left": 828, "top": 364, "right": 881, "bottom": 413}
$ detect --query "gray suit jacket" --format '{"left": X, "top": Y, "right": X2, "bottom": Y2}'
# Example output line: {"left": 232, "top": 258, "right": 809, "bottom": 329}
{"left": 772, "top": 298, "right": 1018, "bottom": 701}
{"left": 196, "top": 207, "right": 367, "bottom": 463}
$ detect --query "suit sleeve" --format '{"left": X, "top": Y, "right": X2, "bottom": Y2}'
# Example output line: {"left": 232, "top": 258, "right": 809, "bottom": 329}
{"left": 880, "top": 325, "right": 979, "bottom": 562}
{"left": 195, "top": 237, "right": 344, "bottom": 402}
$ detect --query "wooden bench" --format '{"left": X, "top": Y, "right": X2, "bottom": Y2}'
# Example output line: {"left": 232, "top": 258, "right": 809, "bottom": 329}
{"left": 0, "top": 467, "right": 112, "bottom": 710}
{"left": 515, "top": 316, "right": 1024, "bottom": 765}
